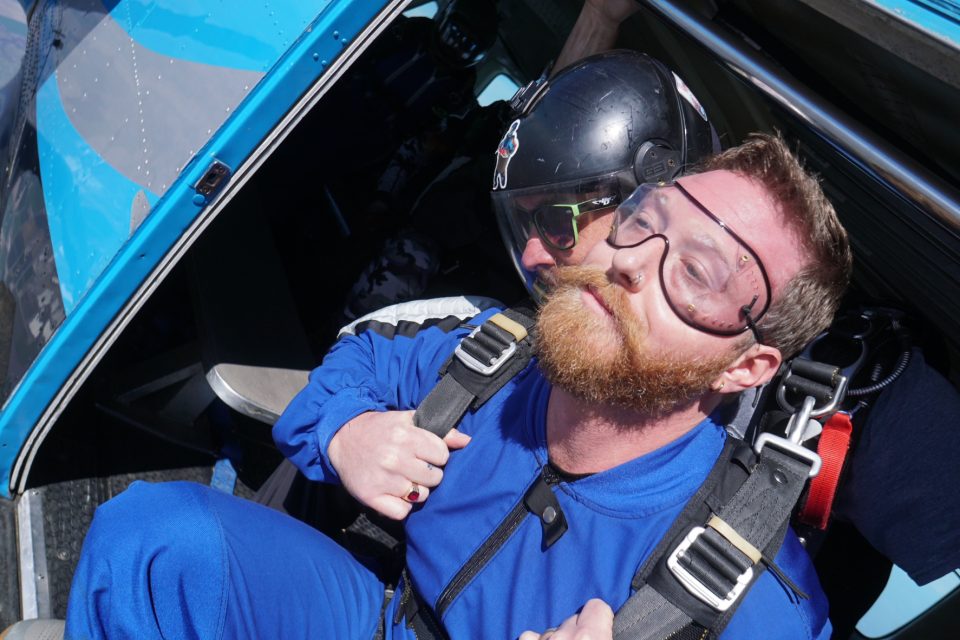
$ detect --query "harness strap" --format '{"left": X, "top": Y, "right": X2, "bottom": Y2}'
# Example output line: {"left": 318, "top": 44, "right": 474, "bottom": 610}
{"left": 797, "top": 412, "right": 854, "bottom": 530}
{"left": 389, "top": 305, "right": 536, "bottom": 637}
{"left": 615, "top": 443, "right": 814, "bottom": 639}
{"left": 395, "top": 570, "right": 451, "bottom": 640}
{"left": 414, "top": 307, "right": 536, "bottom": 438}
{"left": 614, "top": 439, "right": 739, "bottom": 640}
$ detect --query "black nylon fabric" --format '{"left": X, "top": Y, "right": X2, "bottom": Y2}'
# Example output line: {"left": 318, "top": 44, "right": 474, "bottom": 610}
{"left": 416, "top": 305, "right": 537, "bottom": 436}
{"left": 352, "top": 315, "right": 468, "bottom": 341}
{"left": 413, "top": 374, "right": 476, "bottom": 437}
{"left": 395, "top": 571, "right": 451, "bottom": 640}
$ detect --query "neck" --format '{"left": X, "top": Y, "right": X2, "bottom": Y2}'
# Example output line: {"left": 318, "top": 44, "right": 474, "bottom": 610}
{"left": 546, "top": 386, "right": 721, "bottom": 474}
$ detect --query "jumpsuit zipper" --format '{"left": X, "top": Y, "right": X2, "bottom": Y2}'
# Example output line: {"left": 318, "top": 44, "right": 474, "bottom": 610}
{"left": 434, "top": 465, "right": 561, "bottom": 618}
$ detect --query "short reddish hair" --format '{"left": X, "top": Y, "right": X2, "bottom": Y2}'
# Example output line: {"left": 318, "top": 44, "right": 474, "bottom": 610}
{"left": 702, "top": 133, "right": 852, "bottom": 357}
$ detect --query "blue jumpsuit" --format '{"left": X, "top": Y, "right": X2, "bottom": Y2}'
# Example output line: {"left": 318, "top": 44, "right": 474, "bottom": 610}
{"left": 65, "top": 308, "right": 830, "bottom": 639}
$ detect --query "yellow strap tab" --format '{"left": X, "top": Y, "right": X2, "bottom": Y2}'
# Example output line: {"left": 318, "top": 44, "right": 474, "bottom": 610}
{"left": 707, "top": 515, "right": 762, "bottom": 564}
{"left": 489, "top": 313, "right": 528, "bottom": 342}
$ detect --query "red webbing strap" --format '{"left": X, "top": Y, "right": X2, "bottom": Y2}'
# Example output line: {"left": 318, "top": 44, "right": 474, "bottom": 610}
{"left": 798, "top": 412, "right": 854, "bottom": 529}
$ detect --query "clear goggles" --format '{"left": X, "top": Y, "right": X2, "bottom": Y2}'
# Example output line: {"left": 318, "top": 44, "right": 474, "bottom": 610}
{"left": 491, "top": 171, "right": 633, "bottom": 296}
{"left": 607, "top": 180, "right": 771, "bottom": 339}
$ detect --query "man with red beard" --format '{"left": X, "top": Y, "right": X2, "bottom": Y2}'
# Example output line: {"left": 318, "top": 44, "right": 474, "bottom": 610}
{"left": 286, "top": 133, "right": 849, "bottom": 638}
{"left": 64, "top": 134, "right": 849, "bottom": 640}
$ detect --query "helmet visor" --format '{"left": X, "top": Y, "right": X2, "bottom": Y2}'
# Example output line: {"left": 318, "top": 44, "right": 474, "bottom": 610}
{"left": 491, "top": 171, "right": 635, "bottom": 297}
{"left": 608, "top": 181, "right": 771, "bottom": 336}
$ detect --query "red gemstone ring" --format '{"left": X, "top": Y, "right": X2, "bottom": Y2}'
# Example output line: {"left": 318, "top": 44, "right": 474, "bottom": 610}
{"left": 405, "top": 485, "right": 421, "bottom": 503}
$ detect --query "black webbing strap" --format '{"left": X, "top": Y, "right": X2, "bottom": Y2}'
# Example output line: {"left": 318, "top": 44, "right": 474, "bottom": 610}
{"left": 414, "top": 306, "right": 536, "bottom": 438}
{"left": 394, "top": 570, "right": 451, "bottom": 640}
{"left": 387, "top": 306, "right": 535, "bottom": 639}
{"left": 614, "top": 442, "right": 814, "bottom": 640}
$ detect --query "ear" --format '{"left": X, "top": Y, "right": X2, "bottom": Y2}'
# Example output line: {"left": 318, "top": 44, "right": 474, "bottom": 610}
{"left": 711, "top": 344, "right": 782, "bottom": 393}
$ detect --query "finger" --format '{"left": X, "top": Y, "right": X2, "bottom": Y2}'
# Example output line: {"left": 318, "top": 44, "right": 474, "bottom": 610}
{"left": 412, "top": 429, "right": 455, "bottom": 466}
{"left": 443, "top": 428, "right": 472, "bottom": 450}
{"left": 396, "top": 410, "right": 423, "bottom": 434}
{"left": 575, "top": 599, "right": 614, "bottom": 631}
{"left": 369, "top": 495, "right": 413, "bottom": 521}
{"left": 518, "top": 632, "right": 556, "bottom": 640}
{"left": 552, "top": 612, "right": 580, "bottom": 637}
{"left": 401, "top": 457, "right": 444, "bottom": 488}
{"left": 400, "top": 482, "right": 431, "bottom": 504}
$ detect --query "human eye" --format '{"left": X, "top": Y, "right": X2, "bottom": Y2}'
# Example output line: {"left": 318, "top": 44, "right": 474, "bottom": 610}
{"left": 626, "top": 210, "right": 655, "bottom": 232}
{"left": 608, "top": 210, "right": 654, "bottom": 247}
{"left": 682, "top": 259, "right": 707, "bottom": 283}
{"left": 678, "top": 256, "right": 718, "bottom": 291}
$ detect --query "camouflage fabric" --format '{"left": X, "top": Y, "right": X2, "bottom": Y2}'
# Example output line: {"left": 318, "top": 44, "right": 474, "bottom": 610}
{"left": 342, "top": 230, "right": 439, "bottom": 321}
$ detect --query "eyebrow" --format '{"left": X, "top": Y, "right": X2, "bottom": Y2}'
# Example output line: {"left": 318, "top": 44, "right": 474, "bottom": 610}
{"left": 646, "top": 189, "right": 672, "bottom": 231}
{"left": 668, "top": 183, "right": 738, "bottom": 266}
{"left": 683, "top": 231, "right": 737, "bottom": 268}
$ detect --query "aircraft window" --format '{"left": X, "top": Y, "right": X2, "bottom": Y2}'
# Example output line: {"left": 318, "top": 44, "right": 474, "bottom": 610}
{"left": 477, "top": 72, "right": 520, "bottom": 106}
{"left": 0, "top": 0, "right": 27, "bottom": 152}
{"left": 403, "top": 1, "right": 439, "bottom": 19}
{"left": 856, "top": 566, "right": 960, "bottom": 637}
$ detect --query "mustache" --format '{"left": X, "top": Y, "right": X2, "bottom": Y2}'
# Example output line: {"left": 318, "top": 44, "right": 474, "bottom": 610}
{"left": 537, "top": 265, "right": 726, "bottom": 414}
{"left": 543, "top": 265, "right": 645, "bottom": 337}
{"left": 545, "top": 265, "right": 626, "bottom": 310}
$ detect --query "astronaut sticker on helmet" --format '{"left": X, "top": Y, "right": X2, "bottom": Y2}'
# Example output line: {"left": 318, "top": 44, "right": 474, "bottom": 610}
{"left": 672, "top": 72, "right": 708, "bottom": 122}
{"left": 494, "top": 119, "right": 521, "bottom": 190}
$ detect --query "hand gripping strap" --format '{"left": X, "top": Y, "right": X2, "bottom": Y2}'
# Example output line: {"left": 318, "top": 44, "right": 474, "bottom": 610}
{"left": 414, "top": 374, "right": 478, "bottom": 438}
{"left": 614, "top": 444, "right": 813, "bottom": 639}
{"left": 414, "top": 307, "right": 536, "bottom": 438}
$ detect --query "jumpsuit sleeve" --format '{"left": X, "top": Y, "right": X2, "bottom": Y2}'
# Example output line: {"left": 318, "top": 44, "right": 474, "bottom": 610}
{"left": 272, "top": 308, "right": 500, "bottom": 483}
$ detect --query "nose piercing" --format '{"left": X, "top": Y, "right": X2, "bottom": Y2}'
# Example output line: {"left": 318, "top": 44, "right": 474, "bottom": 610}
{"left": 630, "top": 273, "right": 644, "bottom": 285}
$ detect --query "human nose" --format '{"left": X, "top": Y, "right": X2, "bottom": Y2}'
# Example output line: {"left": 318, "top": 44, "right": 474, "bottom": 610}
{"left": 520, "top": 236, "right": 558, "bottom": 272}
{"left": 609, "top": 236, "right": 667, "bottom": 291}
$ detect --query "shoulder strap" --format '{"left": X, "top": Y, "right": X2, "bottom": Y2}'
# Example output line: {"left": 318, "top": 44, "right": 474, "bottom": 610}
{"left": 614, "top": 437, "right": 817, "bottom": 640}
{"left": 414, "top": 304, "right": 536, "bottom": 437}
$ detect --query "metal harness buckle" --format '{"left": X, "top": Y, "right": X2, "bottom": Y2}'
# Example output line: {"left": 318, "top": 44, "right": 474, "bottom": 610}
{"left": 754, "top": 356, "right": 856, "bottom": 479}
{"left": 754, "top": 394, "right": 824, "bottom": 478}
{"left": 453, "top": 314, "right": 528, "bottom": 376}
{"left": 667, "top": 519, "right": 757, "bottom": 612}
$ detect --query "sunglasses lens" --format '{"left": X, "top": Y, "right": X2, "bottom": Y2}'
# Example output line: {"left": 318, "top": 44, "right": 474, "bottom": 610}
{"left": 534, "top": 206, "right": 577, "bottom": 250}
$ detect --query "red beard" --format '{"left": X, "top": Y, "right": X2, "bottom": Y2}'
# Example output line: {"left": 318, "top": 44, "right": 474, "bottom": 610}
{"left": 535, "top": 266, "right": 733, "bottom": 416}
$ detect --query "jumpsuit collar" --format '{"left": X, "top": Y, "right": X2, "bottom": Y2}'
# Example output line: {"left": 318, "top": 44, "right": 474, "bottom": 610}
{"left": 526, "top": 373, "right": 727, "bottom": 518}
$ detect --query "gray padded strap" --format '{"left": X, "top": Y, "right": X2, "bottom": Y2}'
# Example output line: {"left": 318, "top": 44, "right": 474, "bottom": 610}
{"left": 413, "top": 306, "right": 536, "bottom": 438}
{"left": 614, "top": 588, "right": 692, "bottom": 639}
{"left": 414, "top": 374, "right": 475, "bottom": 437}
{"left": 717, "top": 448, "right": 809, "bottom": 538}
{"left": 614, "top": 446, "right": 813, "bottom": 639}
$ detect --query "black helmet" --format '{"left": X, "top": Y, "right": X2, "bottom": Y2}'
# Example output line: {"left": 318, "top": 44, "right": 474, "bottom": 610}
{"left": 433, "top": 0, "right": 498, "bottom": 69}
{"left": 491, "top": 50, "right": 719, "bottom": 294}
